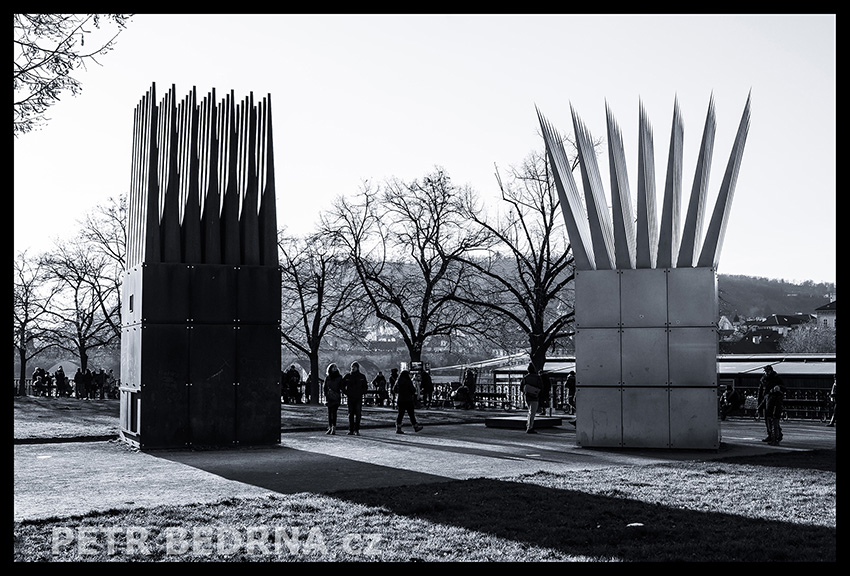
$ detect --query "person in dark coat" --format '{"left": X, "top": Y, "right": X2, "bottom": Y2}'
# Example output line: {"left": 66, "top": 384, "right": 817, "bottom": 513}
{"left": 760, "top": 365, "right": 786, "bottom": 445}
{"left": 462, "top": 368, "right": 477, "bottom": 408}
{"left": 388, "top": 368, "right": 399, "bottom": 408}
{"left": 372, "top": 371, "right": 388, "bottom": 407}
{"left": 393, "top": 369, "right": 423, "bottom": 434}
{"left": 73, "top": 368, "right": 86, "bottom": 399}
{"left": 520, "top": 363, "right": 543, "bottom": 434}
{"left": 83, "top": 369, "right": 94, "bottom": 399}
{"left": 323, "top": 363, "right": 343, "bottom": 435}
{"left": 341, "top": 362, "right": 368, "bottom": 435}
{"left": 566, "top": 371, "right": 576, "bottom": 415}
{"left": 420, "top": 369, "right": 434, "bottom": 408}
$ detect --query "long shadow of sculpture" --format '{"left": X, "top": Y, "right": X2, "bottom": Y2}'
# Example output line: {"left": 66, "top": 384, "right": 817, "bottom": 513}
{"left": 332, "top": 476, "right": 834, "bottom": 562}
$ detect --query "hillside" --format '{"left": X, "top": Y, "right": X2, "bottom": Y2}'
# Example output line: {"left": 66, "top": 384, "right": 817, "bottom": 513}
{"left": 717, "top": 274, "right": 835, "bottom": 320}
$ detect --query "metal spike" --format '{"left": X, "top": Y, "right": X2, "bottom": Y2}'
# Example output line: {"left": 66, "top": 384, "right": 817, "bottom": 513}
{"left": 635, "top": 101, "right": 658, "bottom": 268}
{"left": 698, "top": 91, "right": 752, "bottom": 269}
{"left": 657, "top": 97, "right": 684, "bottom": 269}
{"left": 571, "top": 104, "right": 616, "bottom": 270}
{"left": 536, "top": 106, "right": 596, "bottom": 270}
{"left": 677, "top": 94, "right": 716, "bottom": 268}
{"left": 605, "top": 101, "right": 636, "bottom": 269}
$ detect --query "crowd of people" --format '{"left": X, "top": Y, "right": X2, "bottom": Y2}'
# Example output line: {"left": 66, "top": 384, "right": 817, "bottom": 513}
{"left": 322, "top": 361, "right": 423, "bottom": 435}
{"left": 27, "top": 366, "right": 118, "bottom": 399}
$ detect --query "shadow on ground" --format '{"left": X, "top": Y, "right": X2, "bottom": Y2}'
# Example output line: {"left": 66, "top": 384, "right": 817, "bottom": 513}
{"left": 151, "top": 447, "right": 835, "bottom": 562}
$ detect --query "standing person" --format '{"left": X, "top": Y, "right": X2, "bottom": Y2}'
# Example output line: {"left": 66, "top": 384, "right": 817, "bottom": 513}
{"left": 826, "top": 375, "right": 836, "bottom": 427}
{"left": 54, "top": 366, "right": 69, "bottom": 397}
{"left": 420, "top": 369, "right": 434, "bottom": 409}
{"left": 463, "top": 368, "right": 477, "bottom": 408}
{"left": 388, "top": 368, "right": 399, "bottom": 408}
{"left": 394, "top": 369, "right": 423, "bottom": 434}
{"left": 372, "top": 371, "right": 388, "bottom": 407}
{"left": 94, "top": 369, "right": 106, "bottom": 400}
{"left": 566, "top": 371, "right": 576, "bottom": 415}
{"left": 537, "top": 370, "right": 551, "bottom": 415}
{"left": 341, "top": 362, "right": 368, "bottom": 435}
{"left": 285, "top": 365, "right": 302, "bottom": 404}
{"left": 760, "top": 365, "right": 786, "bottom": 445}
{"left": 323, "top": 364, "right": 343, "bottom": 435}
{"left": 83, "top": 368, "right": 94, "bottom": 400}
{"left": 73, "top": 368, "right": 85, "bottom": 399}
{"left": 520, "top": 363, "right": 543, "bottom": 434}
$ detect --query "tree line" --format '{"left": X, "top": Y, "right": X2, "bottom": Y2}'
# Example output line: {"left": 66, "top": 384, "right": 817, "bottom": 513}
{"left": 14, "top": 148, "right": 579, "bottom": 403}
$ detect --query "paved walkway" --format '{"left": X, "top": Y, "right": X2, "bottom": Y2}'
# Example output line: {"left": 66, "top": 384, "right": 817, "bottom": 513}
{"left": 13, "top": 416, "right": 835, "bottom": 523}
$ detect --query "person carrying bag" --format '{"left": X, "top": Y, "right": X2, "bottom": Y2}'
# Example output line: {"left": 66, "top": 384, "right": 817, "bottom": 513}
{"left": 520, "top": 363, "right": 542, "bottom": 434}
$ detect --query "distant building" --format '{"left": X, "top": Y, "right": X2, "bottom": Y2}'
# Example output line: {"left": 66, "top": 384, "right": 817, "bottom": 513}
{"left": 815, "top": 300, "right": 836, "bottom": 329}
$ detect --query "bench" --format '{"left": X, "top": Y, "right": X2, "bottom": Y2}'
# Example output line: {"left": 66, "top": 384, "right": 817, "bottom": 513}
{"left": 474, "top": 392, "right": 509, "bottom": 409}
{"left": 362, "top": 390, "right": 387, "bottom": 406}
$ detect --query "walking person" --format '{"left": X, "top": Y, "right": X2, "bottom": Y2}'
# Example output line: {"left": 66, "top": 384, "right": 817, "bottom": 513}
{"left": 323, "top": 363, "right": 343, "bottom": 435}
{"left": 341, "top": 361, "right": 368, "bottom": 435}
{"left": 388, "top": 368, "right": 399, "bottom": 408}
{"left": 393, "top": 369, "right": 423, "bottom": 434}
{"left": 520, "top": 363, "right": 543, "bottom": 434}
{"left": 760, "top": 365, "right": 786, "bottom": 445}
{"left": 566, "top": 371, "right": 576, "bottom": 415}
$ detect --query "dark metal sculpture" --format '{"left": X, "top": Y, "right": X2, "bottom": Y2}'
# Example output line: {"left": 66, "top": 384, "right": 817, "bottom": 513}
{"left": 120, "top": 83, "right": 281, "bottom": 449}
{"left": 539, "top": 94, "right": 751, "bottom": 448}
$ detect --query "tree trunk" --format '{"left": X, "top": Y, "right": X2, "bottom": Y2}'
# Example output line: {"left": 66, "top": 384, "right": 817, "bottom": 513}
{"left": 408, "top": 340, "right": 423, "bottom": 365}
{"left": 529, "top": 333, "right": 548, "bottom": 372}
{"left": 18, "top": 349, "right": 28, "bottom": 396}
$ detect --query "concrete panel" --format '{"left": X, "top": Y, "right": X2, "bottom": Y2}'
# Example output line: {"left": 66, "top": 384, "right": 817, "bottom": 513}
{"left": 190, "top": 264, "right": 237, "bottom": 324}
{"left": 621, "top": 327, "right": 668, "bottom": 386}
{"left": 137, "top": 324, "right": 190, "bottom": 448}
{"left": 236, "top": 324, "right": 281, "bottom": 444}
{"left": 121, "top": 266, "right": 140, "bottom": 326}
{"left": 620, "top": 268, "right": 668, "bottom": 327}
{"left": 575, "top": 328, "right": 620, "bottom": 386}
{"left": 237, "top": 265, "right": 282, "bottom": 324}
{"left": 139, "top": 324, "right": 190, "bottom": 389}
{"left": 140, "top": 263, "right": 191, "bottom": 323}
{"left": 669, "top": 327, "right": 717, "bottom": 387}
{"left": 669, "top": 387, "right": 720, "bottom": 449}
{"left": 667, "top": 266, "right": 717, "bottom": 327}
{"left": 622, "top": 387, "right": 670, "bottom": 448}
{"left": 120, "top": 325, "right": 140, "bottom": 389}
{"left": 575, "top": 386, "right": 622, "bottom": 447}
{"left": 188, "top": 325, "right": 237, "bottom": 445}
{"left": 575, "top": 269, "right": 620, "bottom": 328}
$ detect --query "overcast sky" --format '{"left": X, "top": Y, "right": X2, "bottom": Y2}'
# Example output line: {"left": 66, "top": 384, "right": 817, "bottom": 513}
{"left": 14, "top": 14, "right": 836, "bottom": 285}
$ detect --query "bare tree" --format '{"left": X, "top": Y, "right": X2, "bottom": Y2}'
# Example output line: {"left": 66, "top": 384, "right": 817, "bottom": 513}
{"left": 13, "top": 250, "right": 61, "bottom": 393}
{"left": 78, "top": 194, "right": 127, "bottom": 339}
{"left": 13, "top": 13, "right": 132, "bottom": 136}
{"left": 40, "top": 236, "right": 120, "bottom": 372}
{"left": 781, "top": 326, "right": 836, "bottom": 354}
{"left": 279, "top": 231, "right": 369, "bottom": 404}
{"left": 323, "top": 169, "right": 489, "bottom": 366}
{"left": 455, "top": 150, "right": 577, "bottom": 371}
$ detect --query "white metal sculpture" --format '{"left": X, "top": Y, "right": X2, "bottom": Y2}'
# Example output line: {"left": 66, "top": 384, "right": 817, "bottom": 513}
{"left": 539, "top": 93, "right": 751, "bottom": 448}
